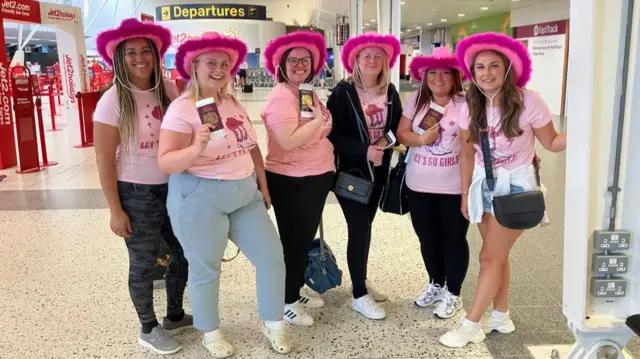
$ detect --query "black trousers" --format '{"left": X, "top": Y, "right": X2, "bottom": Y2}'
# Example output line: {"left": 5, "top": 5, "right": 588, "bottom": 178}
{"left": 336, "top": 181, "right": 385, "bottom": 299}
{"left": 407, "top": 189, "right": 470, "bottom": 296}
{"left": 266, "top": 170, "right": 334, "bottom": 304}
{"left": 118, "top": 181, "right": 189, "bottom": 326}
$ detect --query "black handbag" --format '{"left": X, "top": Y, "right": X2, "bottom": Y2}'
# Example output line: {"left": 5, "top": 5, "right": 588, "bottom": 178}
{"left": 480, "top": 130, "right": 545, "bottom": 230}
{"left": 378, "top": 151, "right": 409, "bottom": 214}
{"left": 332, "top": 91, "right": 376, "bottom": 204}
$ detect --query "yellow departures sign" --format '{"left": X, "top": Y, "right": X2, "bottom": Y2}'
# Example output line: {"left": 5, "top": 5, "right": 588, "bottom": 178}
{"left": 158, "top": 4, "right": 265, "bottom": 21}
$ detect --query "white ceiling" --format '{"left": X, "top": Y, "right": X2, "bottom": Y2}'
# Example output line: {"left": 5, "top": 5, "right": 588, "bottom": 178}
{"left": 318, "top": 0, "right": 557, "bottom": 33}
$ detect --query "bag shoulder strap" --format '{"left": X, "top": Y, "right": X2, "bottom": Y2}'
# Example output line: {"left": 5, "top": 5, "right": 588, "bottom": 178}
{"left": 480, "top": 130, "right": 541, "bottom": 193}
{"left": 345, "top": 91, "right": 375, "bottom": 182}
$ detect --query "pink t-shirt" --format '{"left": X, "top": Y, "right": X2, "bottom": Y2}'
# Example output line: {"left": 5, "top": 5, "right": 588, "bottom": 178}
{"left": 356, "top": 88, "right": 388, "bottom": 142}
{"left": 403, "top": 91, "right": 464, "bottom": 194}
{"left": 93, "top": 79, "right": 179, "bottom": 185}
{"left": 260, "top": 83, "right": 335, "bottom": 177}
{"left": 458, "top": 89, "right": 553, "bottom": 170}
{"left": 161, "top": 93, "right": 257, "bottom": 180}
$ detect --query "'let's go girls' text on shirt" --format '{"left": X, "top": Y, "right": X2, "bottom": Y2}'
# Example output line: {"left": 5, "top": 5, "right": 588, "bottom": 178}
{"left": 458, "top": 89, "right": 553, "bottom": 170}
{"left": 356, "top": 88, "right": 388, "bottom": 143}
{"left": 161, "top": 93, "right": 258, "bottom": 180}
{"left": 93, "top": 79, "right": 179, "bottom": 185}
{"left": 260, "top": 83, "right": 335, "bottom": 177}
{"left": 402, "top": 91, "right": 464, "bottom": 194}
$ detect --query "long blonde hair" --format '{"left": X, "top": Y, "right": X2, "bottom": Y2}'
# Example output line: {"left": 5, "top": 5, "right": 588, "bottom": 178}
{"left": 113, "top": 39, "right": 170, "bottom": 155}
{"left": 348, "top": 51, "right": 390, "bottom": 95}
{"left": 186, "top": 54, "right": 238, "bottom": 105}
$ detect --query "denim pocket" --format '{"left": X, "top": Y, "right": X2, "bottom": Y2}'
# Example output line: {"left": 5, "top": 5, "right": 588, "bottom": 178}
{"left": 180, "top": 173, "right": 203, "bottom": 199}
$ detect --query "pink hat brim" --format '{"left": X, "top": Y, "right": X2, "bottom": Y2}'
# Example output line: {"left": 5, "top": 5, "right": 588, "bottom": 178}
{"left": 96, "top": 18, "right": 171, "bottom": 68}
{"left": 341, "top": 33, "right": 401, "bottom": 74}
{"left": 409, "top": 56, "right": 464, "bottom": 82}
{"left": 455, "top": 32, "right": 532, "bottom": 87}
{"left": 175, "top": 36, "right": 248, "bottom": 80}
{"left": 263, "top": 32, "right": 327, "bottom": 79}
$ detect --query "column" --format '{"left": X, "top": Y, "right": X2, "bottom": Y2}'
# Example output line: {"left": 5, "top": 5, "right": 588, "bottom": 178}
{"left": 562, "top": 0, "right": 639, "bottom": 357}
{"left": 377, "top": 0, "right": 401, "bottom": 88}
{"left": 350, "top": 0, "right": 363, "bottom": 38}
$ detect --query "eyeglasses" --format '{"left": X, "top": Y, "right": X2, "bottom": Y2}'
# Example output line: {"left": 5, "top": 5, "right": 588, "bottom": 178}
{"left": 360, "top": 54, "right": 385, "bottom": 63}
{"left": 287, "top": 57, "right": 312, "bottom": 67}
{"left": 197, "top": 60, "right": 231, "bottom": 71}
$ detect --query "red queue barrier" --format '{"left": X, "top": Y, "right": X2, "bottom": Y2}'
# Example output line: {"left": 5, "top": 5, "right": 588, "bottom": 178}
{"left": 47, "top": 88, "right": 61, "bottom": 132}
{"left": 12, "top": 67, "right": 44, "bottom": 174}
{"left": 74, "top": 91, "right": 100, "bottom": 148}
{"left": 35, "top": 97, "right": 57, "bottom": 168}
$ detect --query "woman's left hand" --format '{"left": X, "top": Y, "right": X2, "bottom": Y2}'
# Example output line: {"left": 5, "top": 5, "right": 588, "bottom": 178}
{"left": 259, "top": 185, "right": 272, "bottom": 209}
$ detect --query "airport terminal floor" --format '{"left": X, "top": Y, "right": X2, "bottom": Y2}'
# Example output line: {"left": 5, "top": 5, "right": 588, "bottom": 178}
{"left": 1, "top": 86, "right": 638, "bottom": 359}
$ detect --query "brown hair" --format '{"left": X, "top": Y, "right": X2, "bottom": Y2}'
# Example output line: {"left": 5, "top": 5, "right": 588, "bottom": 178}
{"left": 413, "top": 68, "right": 464, "bottom": 120}
{"left": 277, "top": 48, "right": 315, "bottom": 84}
{"left": 113, "top": 38, "right": 170, "bottom": 157}
{"left": 466, "top": 50, "right": 524, "bottom": 144}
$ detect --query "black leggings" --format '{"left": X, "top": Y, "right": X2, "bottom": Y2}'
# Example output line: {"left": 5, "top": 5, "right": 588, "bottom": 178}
{"left": 337, "top": 182, "right": 385, "bottom": 299}
{"left": 407, "top": 189, "right": 470, "bottom": 296}
{"left": 266, "top": 170, "right": 334, "bottom": 304}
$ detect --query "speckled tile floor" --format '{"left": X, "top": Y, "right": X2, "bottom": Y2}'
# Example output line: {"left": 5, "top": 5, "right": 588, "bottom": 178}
{"left": 1, "top": 87, "right": 639, "bottom": 359}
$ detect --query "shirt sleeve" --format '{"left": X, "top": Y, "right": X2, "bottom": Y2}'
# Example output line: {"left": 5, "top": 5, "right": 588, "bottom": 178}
{"left": 92, "top": 88, "right": 119, "bottom": 126}
{"left": 402, "top": 90, "right": 419, "bottom": 119}
{"left": 160, "top": 98, "right": 194, "bottom": 133}
{"left": 526, "top": 91, "right": 554, "bottom": 129}
{"left": 262, "top": 97, "right": 299, "bottom": 131}
{"left": 458, "top": 102, "right": 471, "bottom": 130}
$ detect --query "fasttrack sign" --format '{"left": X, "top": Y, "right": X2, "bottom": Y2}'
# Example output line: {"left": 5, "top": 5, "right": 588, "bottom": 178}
{"left": 156, "top": 4, "right": 267, "bottom": 21}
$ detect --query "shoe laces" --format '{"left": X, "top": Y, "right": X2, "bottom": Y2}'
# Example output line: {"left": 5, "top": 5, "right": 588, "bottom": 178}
{"left": 419, "top": 283, "right": 442, "bottom": 300}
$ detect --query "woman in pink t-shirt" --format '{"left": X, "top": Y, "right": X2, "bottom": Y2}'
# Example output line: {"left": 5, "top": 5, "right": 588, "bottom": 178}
{"left": 326, "top": 33, "right": 403, "bottom": 320}
{"left": 260, "top": 32, "right": 335, "bottom": 327}
{"left": 397, "top": 46, "right": 469, "bottom": 320}
{"left": 157, "top": 32, "right": 292, "bottom": 357}
{"left": 93, "top": 19, "right": 190, "bottom": 355}
{"left": 439, "top": 33, "right": 567, "bottom": 348}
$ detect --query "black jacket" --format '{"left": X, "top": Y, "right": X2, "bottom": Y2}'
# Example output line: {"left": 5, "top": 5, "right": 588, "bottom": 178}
{"left": 326, "top": 79, "right": 403, "bottom": 186}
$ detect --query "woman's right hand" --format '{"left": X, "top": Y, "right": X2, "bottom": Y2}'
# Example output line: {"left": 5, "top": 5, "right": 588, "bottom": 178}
{"left": 420, "top": 123, "right": 441, "bottom": 146}
{"left": 193, "top": 124, "right": 213, "bottom": 154}
{"left": 367, "top": 146, "right": 384, "bottom": 166}
{"left": 460, "top": 194, "right": 469, "bottom": 220}
{"left": 110, "top": 208, "right": 132, "bottom": 239}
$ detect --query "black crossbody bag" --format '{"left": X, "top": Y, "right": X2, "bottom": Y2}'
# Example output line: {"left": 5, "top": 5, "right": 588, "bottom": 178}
{"left": 480, "top": 130, "right": 545, "bottom": 230}
{"left": 332, "top": 92, "right": 378, "bottom": 204}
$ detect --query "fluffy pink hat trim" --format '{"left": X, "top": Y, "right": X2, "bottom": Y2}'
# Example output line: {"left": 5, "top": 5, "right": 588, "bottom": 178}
{"left": 455, "top": 32, "right": 532, "bottom": 87}
{"left": 96, "top": 18, "right": 172, "bottom": 67}
{"left": 175, "top": 32, "right": 248, "bottom": 80}
{"left": 263, "top": 31, "right": 327, "bottom": 79}
{"left": 409, "top": 45, "right": 463, "bottom": 82}
{"left": 341, "top": 33, "right": 401, "bottom": 74}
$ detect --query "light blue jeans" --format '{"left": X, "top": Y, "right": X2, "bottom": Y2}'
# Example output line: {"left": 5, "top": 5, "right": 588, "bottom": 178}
{"left": 167, "top": 171, "right": 285, "bottom": 331}
{"left": 481, "top": 182, "right": 526, "bottom": 213}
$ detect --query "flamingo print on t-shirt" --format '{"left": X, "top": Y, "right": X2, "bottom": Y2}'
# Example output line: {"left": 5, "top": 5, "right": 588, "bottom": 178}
{"left": 357, "top": 89, "right": 388, "bottom": 142}
{"left": 458, "top": 89, "right": 554, "bottom": 170}
{"left": 226, "top": 115, "right": 257, "bottom": 150}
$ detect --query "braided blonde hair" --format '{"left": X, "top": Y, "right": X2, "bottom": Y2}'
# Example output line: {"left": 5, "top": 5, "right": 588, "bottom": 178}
{"left": 112, "top": 39, "right": 170, "bottom": 157}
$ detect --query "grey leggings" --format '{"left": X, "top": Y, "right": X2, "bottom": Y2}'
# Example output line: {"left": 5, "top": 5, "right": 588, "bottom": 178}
{"left": 118, "top": 181, "right": 189, "bottom": 326}
{"left": 167, "top": 171, "right": 285, "bottom": 331}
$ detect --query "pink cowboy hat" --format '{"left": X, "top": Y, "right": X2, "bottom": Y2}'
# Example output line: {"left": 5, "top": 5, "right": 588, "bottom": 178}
{"left": 341, "top": 33, "right": 401, "bottom": 74}
{"left": 455, "top": 32, "right": 532, "bottom": 88}
{"left": 409, "top": 45, "right": 464, "bottom": 82}
{"left": 175, "top": 31, "right": 248, "bottom": 80}
{"left": 263, "top": 31, "right": 327, "bottom": 79}
{"left": 96, "top": 18, "right": 171, "bottom": 68}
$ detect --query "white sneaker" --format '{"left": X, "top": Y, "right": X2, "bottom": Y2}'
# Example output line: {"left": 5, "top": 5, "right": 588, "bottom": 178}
{"left": 434, "top": 291, "right": 463, "bottom": 319}
{"left": 482, "top": 310, "right": 515, "bottom": 334}
{"left": 352, "top": 294, "right": 386, "bottom": 320}
{"left": 283, "top": 302, "right": 314, "bottom": 327}
{"left": 298, "top": 288, "right": 325, "bottom": 309}
{"left": 366, "top": 280, "right": 388, "bottom": 302}
{"left": 439, "top": 318, "right": 486, "bottom": 348}
{"left": 415, "top": 283, "right": 444, "bottom": 308}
